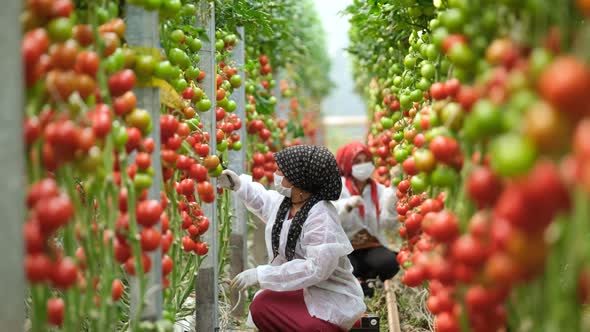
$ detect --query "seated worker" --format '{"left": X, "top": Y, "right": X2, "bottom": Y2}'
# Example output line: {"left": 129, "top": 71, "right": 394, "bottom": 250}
{"left": 334, "top": 142, "right": 400, "bottom": 296}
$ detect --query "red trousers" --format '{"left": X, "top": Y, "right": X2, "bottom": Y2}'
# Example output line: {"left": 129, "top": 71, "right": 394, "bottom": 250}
{"left": 250, "top": 289, "right": 344, "bottom": 332}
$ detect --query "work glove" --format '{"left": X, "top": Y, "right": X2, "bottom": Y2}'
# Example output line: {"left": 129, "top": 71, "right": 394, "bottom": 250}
{"left": 345, "top": 196, "right": 364, "bottom": 213}
{"left": 231, "top": 268, "right": 258, "bottom": 291}
{"left": 218, "top": 170, "right": 241, "bottom": 191}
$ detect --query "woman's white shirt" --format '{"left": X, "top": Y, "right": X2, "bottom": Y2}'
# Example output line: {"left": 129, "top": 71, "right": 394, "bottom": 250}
{"left": 333, "top": 177, "right": 398, "bottom": 245}
{"left": 236, "top": 174, "right": 366, "bottom": 329}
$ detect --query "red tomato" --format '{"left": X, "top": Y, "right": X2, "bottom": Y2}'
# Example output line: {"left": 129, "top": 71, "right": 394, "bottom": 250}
{"left": 189, "top": 164, "right": 208, "bottom": 182}
{"left": 177, "top": 122, "right": 191, "bottom": 138}
{"left": 197, "top": 181, "right": 214, "bottom": 197}
{"left": 35, "top": 194, "right": 74, "bottom": 234}
{"left": 75, "top": 51, "right": 100, "bottom": 77}
{"left": 166, "top": 134, "right": 183, "bottom": 150}
{"left": 444, "top": 79, "right": 461, "bottom": 97}
{"left": 135, "top": 152, "right": 151, "bottom": 170}
{"left": 451, "top": 234, "right": 488, "bottom": 267}
{"left": 435, "top": 312, "right": 459, "bottom": 332}
{"left": 108, "top": 69, "right": 136, "bottom": 97}
{"left": 176, "top": 155, "right": 192, "bottom": 170}
{"left": 402, "top": 157, "right": 418, "bottom": 176}
{"left": 51, "top": 257, "right": 78, "bottom": 289}
{"left": 430, "top": 82, "right": 447, "bottom": 100}
{"left": 113, "top": 91, "right": 136, "bottom": 116}
{"left": 180, "top": 179, "right": 195, "bottom": 196}
{"left": 182, "top": 236, "right": 195, "bottom": 252}
{"left": 538, "top": 56, "right": 590, "bottom": 118}
{"left": 424, "top": 211, "right": 459, "bottom": 243}
{"left": 111, "top": 279, "right": 124, "bottom": 301}
{"left": 194, "top": 242, "right": 209, "bottom": 255}
{"left": 136, "top": 200, "right": 162, "bottom": 227}
{"left": 402, "top": 266, "right": 425, "bottom": 287}
{"left": 162, "top": 255, "right": 173, "bottom": 275}
{"left": 27, "top": 178, "right": 59, "bottom": 208}
{"left": 429, "top": 136, "right": 459, "bottom": 164}
{"left": 160, "top": 114, "right": 179, "bottom": 140}
{"left": 114, "top": 239, "right": 132, "bottom": 263}
{"left": 25, "top": 254, "right": 52, "bottom": 283}
{"left": 125, "top": 254, "right": 152, "bottom": 275}
{"left": 47, "top": 297, "right": 65, "bottom": 326}
{"left": 442, "top": 34, "right": 468, "bottom": 53}
{"left": 466, "top": 167, "right": 503, "bottom": 208}
{"left": 140, "top": 227, "right": 161, "bottom": 252}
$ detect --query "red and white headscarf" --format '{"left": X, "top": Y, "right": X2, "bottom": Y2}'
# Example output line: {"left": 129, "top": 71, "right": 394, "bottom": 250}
{"left": 335, "top": 142, "right": 380, "bottom": 219}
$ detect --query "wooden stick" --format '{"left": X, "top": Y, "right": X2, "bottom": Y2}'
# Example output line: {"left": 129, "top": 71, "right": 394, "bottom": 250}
{"left": 384, "top": 279, "right": 402, "bottom": 332}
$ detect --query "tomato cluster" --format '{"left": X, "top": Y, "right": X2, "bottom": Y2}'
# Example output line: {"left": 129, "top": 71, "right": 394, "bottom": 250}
{"left": 349, "top": 0, "right": 590, "bottom": 331}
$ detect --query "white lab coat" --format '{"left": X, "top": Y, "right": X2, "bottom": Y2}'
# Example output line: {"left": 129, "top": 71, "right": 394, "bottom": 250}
{"left": 333, "top": 177, "right": 398, "bottom": 246}
{"left": 236, "top": 175, "right": 366, "bottom": 329}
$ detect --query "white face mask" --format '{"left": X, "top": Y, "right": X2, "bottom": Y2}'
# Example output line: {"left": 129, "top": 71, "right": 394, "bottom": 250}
{"left": 352, "top": 162, "right": 375, "bottom": 181}
{"left": 273, "top": 173, "right": 292, "bottom": 197}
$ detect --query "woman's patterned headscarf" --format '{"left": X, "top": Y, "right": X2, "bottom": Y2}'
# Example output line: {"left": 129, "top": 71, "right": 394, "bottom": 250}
{"left": 272, "top": 145, "right": 342, "bottom": 261}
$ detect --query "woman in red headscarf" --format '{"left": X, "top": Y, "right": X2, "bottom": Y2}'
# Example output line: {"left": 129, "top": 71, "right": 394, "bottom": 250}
{"left": 334, "top": 142, "right": 399, "bottom": 296}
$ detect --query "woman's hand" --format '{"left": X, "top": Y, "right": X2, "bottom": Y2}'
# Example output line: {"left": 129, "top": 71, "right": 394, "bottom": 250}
{"left": 345, "top": 195, "right": 364, "bottom": 213}
{"left": 231, "top": 268, "right": 259, "bottom": 291}
{"left": 218, "top": 170, "right": 241, "bottom": 191}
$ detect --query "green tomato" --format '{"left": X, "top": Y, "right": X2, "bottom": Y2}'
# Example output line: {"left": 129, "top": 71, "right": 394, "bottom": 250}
{"left": 421, "top": 63, "right": 436, "bottom": 79}
{"left": 432, "top": 27, "right": 449, "bottom": 48}
{"left": 400, "top": 94, "right": 412, "bottom": 110}
{"left": 467, "top": 99, "right": 504, "bottom": 139}
{"left": 134, "top": 173, "right": 153, "bottom": 192}
{"left": 217, "top": 97, "right": 229, "bottom": 108}
{"left": 113, "top": 124, "right": 129, "bottom": 148}
{"left": 185, "top": 66, "right": 199, "bottom": 81}
{"left": 394, "top": 145, "right": 409, "bottom": 163}
{"left": 381, "top": 117, "right": 394, "bottom": 129}
{"left": 48, "top": 18, "right": 73, "bottom": 42}
{"left": 440, "top": 102, "right": 464, "bottom": 131}
{"left": 154, "top": 61, "right": 175, "bottom": 80}
{"left": 440, "top": 59, "right": 451, "bottom": 73}
{"left": 410, "top": 89, "right": 423, "bottom": 102}
{"left": 448, "top": 44, "right": 475, "bottom": 67}
{"left": 529, "top": 48, "right": 553, "bottom": 81}
{"left": 197, "top": 99, "right": 212, "bottom": 112}
{"left": 417, "top": 78, "right": 431, "bottom": 92}
{"left": 181, "top": 3, "right": 196, "bottom": 16}
{"left": 232, "top": 141, "right": 243, "bottom": 151}
{"left": 391, "top": 63, "right": 403, "bottom": 75}
{"left": 161, "top": 0, "right": 182, "bottom": 15}
{"left": 429, "top": 18, "right": 441, "bottom": 30}
{"left": 96, "top": 7, "right": 110, "bottom": 24}
{"left": 215, "top": 40, "right": 225, "bottom": 51}
{"left": 431, "top": 165, "right": 458, "bottom": 187}
{"left": 230, "top": 75, "right": 242, "bottom": 88}
{"left": 173, "top": 78, "right": 188, "bottom": 93}
{"left": 425, "top": 44, "right": 439, "bottom": 61}
{"left": 393, "top": 131, "right": 404, "bottom": 142}
{"left": 226, "top": 100, "right": 237, "bottom": 112}
{"left": 268, "top": 96, "right": 277, "bottom": 105}
{"left": 144, "top": 0, "right": 162, "bottom": 11}
{"left": 404, "top": 55, "right": 417, "bottom": 69}
{"left": 393, "top": 76, "right": 403, "bottom": 87}
{"left": 209, "top": 164, "right": 223, "bottom": 177}
{"left": 170, "top": 30, "right": 185, "bottom": 45}
{"left": 135, "top": 55, "right": 156, "bottom": 79}
{"left": 410, "top": 173, "right": 429, "bottom": 193}
{"left": 441, "top": 8, "right": 465, "bottom": 32}
{"left": 188, "top": 37, "right": 203, "bottom": 52}
{"left": 217, "top": 140, "right": 228, "bottom": 152}
{"left": 168, "top": 48, "right": 191, "bottom": 70}
{"left": 490, "top": 134, "right": 537, "bottom": 177}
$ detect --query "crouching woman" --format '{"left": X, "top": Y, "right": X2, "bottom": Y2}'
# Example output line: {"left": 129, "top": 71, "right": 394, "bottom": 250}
{"left": 219, "top": 145, "right": 366, "bottom": 331}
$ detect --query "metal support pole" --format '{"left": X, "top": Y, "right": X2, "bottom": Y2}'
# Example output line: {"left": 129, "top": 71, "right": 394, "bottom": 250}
{"left": 195, "top": 1, "right": 219, "bottom": 331}
{"left": 0, "top": 1, "right": 25, "bottom": 331}
{"left": 126, "top": 4, "right": 163, "bottom": 321}
{"left": 228, "top": 26, "right": 248, "bottom": 318}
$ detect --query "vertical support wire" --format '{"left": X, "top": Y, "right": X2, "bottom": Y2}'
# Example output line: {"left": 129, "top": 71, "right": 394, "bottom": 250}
{"left": 228, "top": 26, "right": 248, "bottom": 318}
{"left": 125, "top": 4, "right": 163, "bottom": 322}
{"left": 195, "top": 1, "right": 219, "bottom": 331}
{"left": 0, "top": 1, "right": 25, "bottom": 331}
